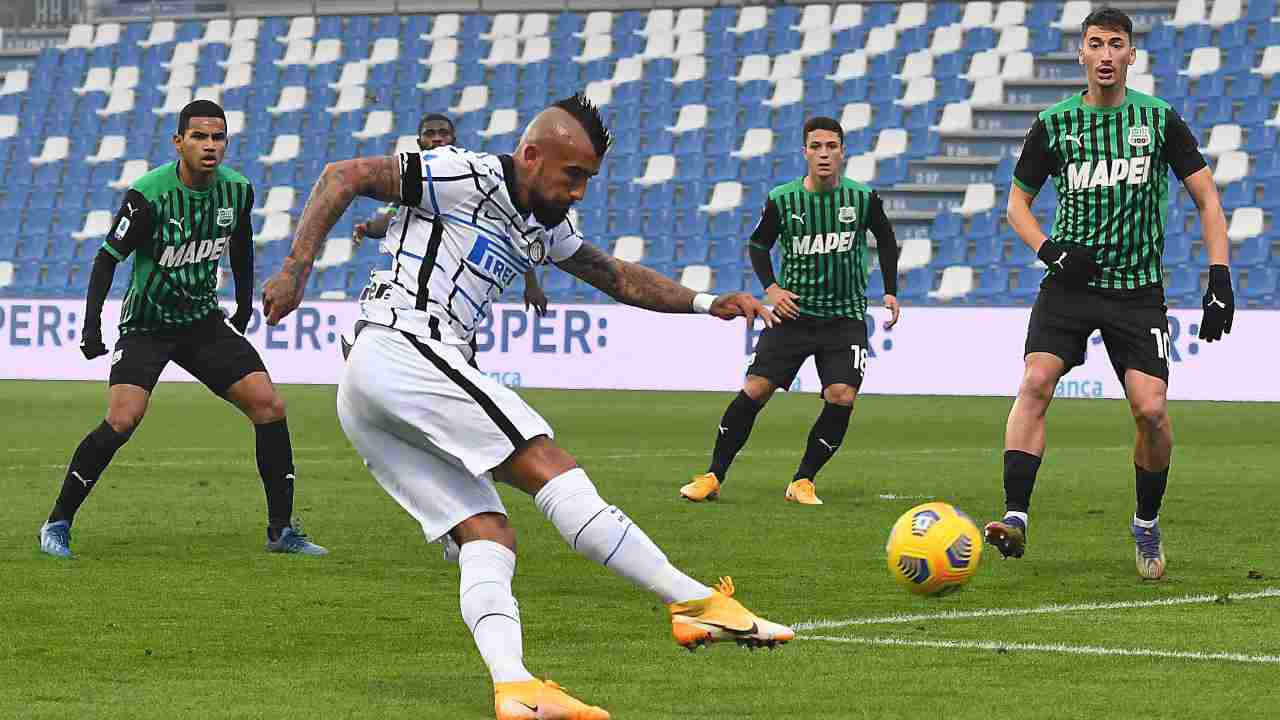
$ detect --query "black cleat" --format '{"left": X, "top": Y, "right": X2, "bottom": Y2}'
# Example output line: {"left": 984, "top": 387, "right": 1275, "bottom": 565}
{"left": 983, "top": 518, "right": 1027, "bottom": 559}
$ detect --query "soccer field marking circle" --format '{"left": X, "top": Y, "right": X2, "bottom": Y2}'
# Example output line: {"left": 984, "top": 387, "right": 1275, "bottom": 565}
{"left": 794, "top": 587, "right": 1280, "bottom": 632}
{"left": 801, "top": 635, "right": 1280, "bottom": 665}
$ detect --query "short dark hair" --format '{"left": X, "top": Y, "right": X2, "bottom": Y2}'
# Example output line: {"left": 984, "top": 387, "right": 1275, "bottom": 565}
{"left": 418, "top": 112, "right": 454, "bottom": 135}
{"left": 1081, "top": 6, "right": 1133, "bottom": 40}
{"left": 177, "top": 99, "right": 227, "bottom": 134}
{"left": 803, "top": 116, "right": 844, "bottom": 144}
{"left": 553, "top": 92, "right": 612, "bottom": 159}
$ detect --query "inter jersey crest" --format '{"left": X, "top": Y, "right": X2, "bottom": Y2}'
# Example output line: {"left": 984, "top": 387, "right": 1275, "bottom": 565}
{"left": 527, "top": 238, "right": 547, "bottom": 264}
{"left": 216, "top": 207, "right": 235, "bottom": 227}
{"left": 838, "top": 206, "right": 857, "bottom": 223}
{"left": 1127, "top": 126, "right": 1151, "bottom": 148}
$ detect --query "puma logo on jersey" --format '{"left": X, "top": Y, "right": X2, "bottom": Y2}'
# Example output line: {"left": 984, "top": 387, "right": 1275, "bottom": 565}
{"left": 1066, "top": 156, "right": 1152, "bottom": 191}
{"left": 1208, "top": 293, "right": 1227, "bottom": 309}
{"left": 1061, "top": 133, "right": 1084, "bottom": 147}
{"left": 159, "top": 236, "right": 230, "bottom": 268}
{"left": 792, "top": 231, "right": 856, "bottom": 256}
{"left": 168, "top": 218, "right": 185, "bottom": 233}
{"left": 790, "top": 212, "right": 805, "bottom": 225}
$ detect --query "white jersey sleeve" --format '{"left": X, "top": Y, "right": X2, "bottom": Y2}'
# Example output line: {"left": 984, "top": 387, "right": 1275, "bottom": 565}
{"left": 545, "top": 213, "right": 584, "bottom": 263}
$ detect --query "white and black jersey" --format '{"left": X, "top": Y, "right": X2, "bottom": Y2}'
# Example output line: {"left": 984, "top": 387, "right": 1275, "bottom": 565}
{"left": 358, "top": 147, "right": 583, "bottom": 347}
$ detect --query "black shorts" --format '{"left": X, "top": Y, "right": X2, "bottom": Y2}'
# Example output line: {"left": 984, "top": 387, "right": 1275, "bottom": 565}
{"left": 1025, "top": 281, "right": 1170, "bottom": 383}
{"left": 746, "top": 315, "right": 870, "bottom": 391}
{"left": 109, "top": 311, "right": 267, "bottom": 395}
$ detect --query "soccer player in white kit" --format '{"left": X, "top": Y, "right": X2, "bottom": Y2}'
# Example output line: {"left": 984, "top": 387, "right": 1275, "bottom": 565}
{"left": 262, "top": 94, "right": 794, "bottom": 719}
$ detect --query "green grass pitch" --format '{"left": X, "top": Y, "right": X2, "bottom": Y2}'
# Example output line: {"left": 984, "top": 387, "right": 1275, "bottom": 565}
{"left": 2, "top": 380, "right": 1277, "bottom": 718}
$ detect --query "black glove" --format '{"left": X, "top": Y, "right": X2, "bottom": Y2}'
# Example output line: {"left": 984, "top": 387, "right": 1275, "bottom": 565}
{"left": 230, "top": 307, "right": 252, "bottom": 334}
{"left": 80, "top": 324, "right": 108, "bottom": 360}
{"left": 1037, "top": 239, "right": 1101, "bottom": 286}
{"left": 1198, "top": 264, "right": 1234, "bottom": 342}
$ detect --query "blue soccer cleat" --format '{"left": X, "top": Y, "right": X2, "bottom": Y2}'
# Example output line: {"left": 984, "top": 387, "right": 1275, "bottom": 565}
{"left": 39, "top": 520, "right": 73, "bottom": 558}
{"left": 1131, "top": 519, "right": 1166, "bottom": 580}
{"left": 265, "top": 526, "right": 329, "bottom": 556}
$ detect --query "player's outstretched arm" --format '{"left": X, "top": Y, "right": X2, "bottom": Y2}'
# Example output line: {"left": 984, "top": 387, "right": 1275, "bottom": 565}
{"left": 556, "top": 242, "right": 775, "bottom": 326}
{"left": 263, "top": 156, "right": 403, "bottom": 325}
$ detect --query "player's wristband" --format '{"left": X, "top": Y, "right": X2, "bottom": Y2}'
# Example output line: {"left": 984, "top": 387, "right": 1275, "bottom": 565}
{"left": 691, "top": 293, "right": 715, "bottom": 314}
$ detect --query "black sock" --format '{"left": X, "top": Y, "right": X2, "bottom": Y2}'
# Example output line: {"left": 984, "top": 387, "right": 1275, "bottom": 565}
{"left": 49, "top": 421, "right": 130, "bottom": 525}
{"left": 707, "top": 391, "right": 763, "bottom": 482}
{"left": 1003, "top": 450, "right": 1042, "bottom": 514}
{"left": 1135, "top": 463, "right": 1169, "bottom": 521}
{"left": 255, "top": 418, "right": 295, "bottom": 536}
{"left": 795, "top": 402, "right": 853, "bottom": 482}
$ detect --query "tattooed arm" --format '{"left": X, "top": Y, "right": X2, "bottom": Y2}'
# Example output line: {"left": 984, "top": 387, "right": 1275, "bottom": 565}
{"left": 262, "top": 156, "right": 402, "bottom": 324}
{"left": 555, "top": 242, "right": 776, "bottom": 326}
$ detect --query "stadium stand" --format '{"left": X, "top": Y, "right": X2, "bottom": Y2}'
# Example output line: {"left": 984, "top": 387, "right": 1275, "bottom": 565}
{"left": 0, "top": 2, "right": 1276, "bottom": 307}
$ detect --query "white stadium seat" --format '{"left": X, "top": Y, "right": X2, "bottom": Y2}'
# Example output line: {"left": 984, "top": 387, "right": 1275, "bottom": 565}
{"left": 764, "top": 78, "right": 803, "bottom": 107}
{"left": 479, "top": 109, "right": 519, "bottom": 137}
{"left": 958, "top": 183, "right": 997, "bottom": 217}
{"left": 368, "top": 38, "right": 399, "bottom": 66}
{"left": 221, "top": 41, "right": 255, "bottom": 67}
{"left": 268, "top": 86, "right": 306, "bottom": 115}
{"left": 935, "top": 103, "right": 973, "bottom": 132}
{"left": 354, "top": 110, "right": 393, "bottom": 139}
{"left": 964, "top": 50, "right": 1002, "bottom": 80}
{"left": 163, "top": 41, "right": 198, "bottom": 68}
{"left": 61, "top": 24, "right": 93, "bottom": 49}
{"left": 574, "top": 34, "right": 611, "bottom": 63}
{"left": 896, "top": 77, "right": 937, "bottom": 107}
{"left": 112, "top": 66, "right": 139, "bottom": 90}
{"left": 327, "top": 86, "right": 365, "bottom": 114}
{"left": 670, "top": 56, "right": 705, "bottom": 85}
{"left": 222, "top": 63, "right": 252, "bottom": 90}
{"left": 929, "top": 266, "right": 976, "bottom": 300}
{"left": 674, "top": 8, "right": 704, "bottom": 34}
{"left": 667, "top": 104, "right": 707, "bottom": 134}
{"left": 315, "top": 237, "right": 353, "bottom": 268}
{"left": 699, "top": 182, "right": 744, "bottom": 214}
{"left": 199, "top": 19, "right": 231, "bottom": 45}
{"left": 1227, "top": 207, "right": 1264, "bottom": 241}
{"left": 575, "top": 11, "right": 612, "bottom": 38}
{"left": 482, "top": 13, "right": 520, "bottom": 40}
{"left": 1208, "top": 0, "right": 1242, "bottom": 26}
{"left": 1181, "top": 47, "right": 1222, "bottom": 78}
{"left": 423, "top": 38, "right": 458, "bottom": 65}
{"left": 424, "top": 13, "right": 460, "bottom": 40}
{"left": 610, "top": 57, "right": 644, "bottom": 85}
{"left": 637, "top": 9, "right": 675, "bottom": 37}
{"left": 794, "top": 5, "right": 831, "bottom": 32}
{"left": 96, "top": 88, "right": 135, "bottom": 116}
{"left": 76, "top": 67, "right": 112, "bottom": 94}
{"left": 866, "top": 26, "right": 897, "bottom": 56}
{"left": 111, "top": 160, "right": 149, "bottom": 189}
{"left": 731, "top": 7, "right": 767, "bottom": 34}
{"left": 898, "top": 238, "right": 933, "bottom": 271}
{"left": 275, "top": 39, "right": 313, "bottom": 67}
{"left": 971, "top": 77, "right": 1005, "bottom": 105}
{"left": 520, "top": 13, "right": 550, "bottom": 38}
{"left": 232, "top": 18, "right": 259, "bottom": 42}
{"left": 0, "top": 115, "right": 17, "bottom": 139}
{"left": 1002, "top": 52, "right": 1035, "bottom": 81}
{"left": 832, "top": 4, "right": 864, "bottom": 31}
{"left": 993, "top": 1, "right": 1027, "bottom": 28}
{"left": 995, "top": 26, "right": 1029, "bottom": 55}
{"left": 960, "top": 2, "right": 995, "bottom": 28}
{"left": 1201, "top": 124, "right": 1243, "bottom": 157}
{"left": 584, "top": 80, "right": 612, "bottom": 107}
{"left": 310, "top": 39, "right": 341, "bottom": 66}
{"left": 1051, "top": 1, "right": 1093, "bottom": 30}
{"left": 1252, "top": 47, "right": 1280, "bottom": 76}
{"left": 634, "top": 155, "right": 676, "bottom": 186}
{"left": 139, "top": 21, "right": 176, "bottom": 47}
{"left": 521, "top": 37, "right": 552, "bottom": 65}
{"left": 893, "top": 2, "right": 929, "bottom": 30}
{"left": 872, "top": 129, "right": 908, "bottom": 159}
{"left": 828, "top": 51, "right": 868, "bottom": 81}
{"left": 928, "top": 25, "right": 965, "bottom": 56}
{"left": 153, "top": 86, "right": 192, "bottom": 115}
{"left": 418, "top": 62, "right": 456, "bottom": 91}
{"left": 679, "top": 264, "right": 712, "bottom": 292}
{"left": 394, "top": 135, "right": 420, "bottom": 155}
{"left": 450, "top": 86, "right": 489, "bottom": 115}
{"left": 255, "top": 186, "right": 296, "bottom": 216}
{"left": 482, "top": 38, "right": 519, "bottom": 66}
{"left": 87, "top": 135, "right": 126, "bottom": 164}
{"left": 841, "top": 103, "right": 872, "bottom": 131}
{"left": 731, "top": 129, "right": 773, "bottom": 159}
{"left": 734, "top": 55, "right": 771, "bottom": 83}
{"left": 225, "top": 110, "right": 245, "bottom": 135}
{"left": 1166, "top": 0, "right": 1207, "bottom": 28}
{"left": 896, "top": 50, "right": 933, "bottom": 81}
{"left": 330, "top": 62, "right": 367, "bottom": 89}
{"left": 72, "top": 210, "right": 115, "bottom": 240}
{"left": 845, "top": 153, "right": 877, "bottom": 183}
{"left": 256, "top": 213, "right": 291, "bottom": 243}
{"left": 31, "top": 136, "right": 69, "bottom": 165}
{"left": 281, "top": 16, "right": 315, "bottom": 43}
{"left": 259, "top": 135, "right": 300, "bottom": 165}
{"left": 161, "top": 64, "right": 195, "bottom": 89}
{"left": 613, "top": 236, "right": 645, "bottom": 263}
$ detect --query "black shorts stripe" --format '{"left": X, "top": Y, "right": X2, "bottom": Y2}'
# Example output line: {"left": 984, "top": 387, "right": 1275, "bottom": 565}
{"left": 401, "top": 332, "right": 524, "bottom": 448}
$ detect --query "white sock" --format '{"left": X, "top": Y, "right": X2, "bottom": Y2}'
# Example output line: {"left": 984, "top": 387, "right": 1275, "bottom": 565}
{"left": 1133, "top": 515, "right": 1158, "bottom": 528}
{"left": 1004, "top": 511, "right": 1029, "bottom": 528}
{"left": 458, "top": 540, "right": 533, "bottom": 684}
{"left": 535, "top": 468, "right": 711, "bottom": 604}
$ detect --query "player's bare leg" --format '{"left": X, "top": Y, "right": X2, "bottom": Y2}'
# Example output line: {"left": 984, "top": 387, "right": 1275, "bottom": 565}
{"left": 684, "top": 375, "right": 778, "bottom": 502}
{"left": 1125, "top": 369, "right": 1172, "bottom": 580}
{"left": 787, "top": 382, "right": 856, "bottom": 505}
{"left": 226, "top": 371, "right": 326, "bottom": 555}
{"left": 986, "top": 353, "right": 1066, "bottom": 558}
{"left": 40, "top": 384, "right": 148, "bottom": 557}
{"left": 496, "top": 436, "right": 793, "bottom": 650}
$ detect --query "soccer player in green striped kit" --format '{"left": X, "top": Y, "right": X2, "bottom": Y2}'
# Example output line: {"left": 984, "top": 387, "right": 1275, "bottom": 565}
{"left": 38, "top": 100, "right": 326, "bottom": 557}
{"left": 682, "top": 116, "right": 901, "bottom": 506}
{"left": 983, "top": 8, "right": 1235, "bottom": 580}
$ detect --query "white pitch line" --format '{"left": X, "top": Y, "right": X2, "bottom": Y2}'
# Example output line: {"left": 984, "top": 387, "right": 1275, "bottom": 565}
{"left": 803, "top": 635, "right": 1280, "bottom": 665}
{"left": 794, "top": 587, "right": 1280, "bottom": 632}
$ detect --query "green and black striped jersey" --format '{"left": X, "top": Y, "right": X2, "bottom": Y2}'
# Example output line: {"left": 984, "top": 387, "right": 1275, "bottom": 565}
{"left": 103, "top": 162, "right": 254, "bottom": 335}
{"left": 749, "top": 177, "right": 897, "bottom": 320}
{"left": 1013, "top": 88, "right": 1207, "bottom": 291}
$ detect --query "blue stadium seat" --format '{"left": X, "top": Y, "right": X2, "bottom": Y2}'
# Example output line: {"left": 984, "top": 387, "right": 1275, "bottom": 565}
{"left": 1234, "top": 236, "right": 1273, "bottom": 266}
{"left": 1242, "top": 266, "right": 1279, "bottom": 304}
{"left": 971, "top": 266, "right": 1009, "bottom": 302}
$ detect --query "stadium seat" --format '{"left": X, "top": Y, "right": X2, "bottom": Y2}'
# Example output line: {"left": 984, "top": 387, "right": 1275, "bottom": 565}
{"left": 1201, "top": 124, "right": 1242, "bottom": 157}
{"left": 86, "top": 135, "right": 126, "bottom": 164}
{"left": 699, "top": 182, "right": 743, "bottom": 214}
{"left": 898, "top": 238, "right": 933, "bottom": 271}
{"left": 479, "top": 109, "right": 518, "bottom": 138}
{"left": 30, "top": 136, "right": 69, "bottom": 165}
{"left": 1181, "top": 47, "right": 1221, "bottom": 78}
{"left": 865, "top": 26, "right": 897, "bottom": 56}
{"left": 71, "top": 210, "right": 113, "bottom": 240}
{"left": 841, "top": 102, "right": 872, "bottom": 132}
{"left": 61, "top": 24, "right": 94, "bottom": 49}
{"left": 1213, "top": 151, "right": 1249, "bottom": 185}
{"left": 994, "top": 26, "right": 1028, "bottom": 56}
{"left": 928, "top": 265, "right": 975, "bottom": 301}
{"left": 960, "top": 2, "right": 995, "bottom": 28}
{"left": 450, "top": 86, "right": 489, "bottom": 115}
{"left": 575, "top": 11, "right": 611, "bottom": 38}
{"left": 935, "top": 103, "right": 972, "bottom": 132}
{"left": 110, "top": 160, "right": 148, "bottom": 189}
{"left": 154, "top": 86, "right": 192, "bottom": 115}
{"left": 1227, "top": 207, "right": 1264, "bottom": 241}
{"left": 871, "top": 129, "right": 908, "bottom": 159}
{"left": 259, "top": 135, "right": 299, "bottom": 165}
{"left": 231, "top": 17, "right": 258, "bottom": 43}
{"left": 678, "top": 264, "right": 712, "bottom": 291}
{"left": 281, "top": 16, "right": 315, "bottom": 43}
{"left": 613, "top": 235, "right": 644, "bottom": 263}
{"left": 75, "top": 67, "right": 111, "bottom": 95}
{"left": 1051, "top": 1, "right": 1091, "bottom": 30}
{"left": 139, "top": 21, "right": 176, "bottom": 47}
{"left": 315, "top": 237, "right": 353, "bottom": 268}
{"left": 634, "top": 155, "right": 676, "bottom": 186}
{"left": 256, "top": 212, "right": 291, "bottom": 243}
{"left": 254, "top": 186, "right": 295, "bottom": 216}
{"left": 1166, "top": 0, "right": 1207, "bottom": 28}
{"left": 731, "top": 7, "right": 767, "bottom": 35}
{"left": 162, "top": 63, "right": 195, "bottom": 89}
{"left": 0, "top": 114, "right": 16, "bottom": 139}
{"left": 327, "top": 86, "right": 365, "bottom": 114}
{"left": 668, "top": 104, "right": 706, "bottom": 134}
{"left": 928, "top": 25, "right": 965, "bottom": 55}
{"left": 1, "top": 69, "right": 29, "bottom": 95}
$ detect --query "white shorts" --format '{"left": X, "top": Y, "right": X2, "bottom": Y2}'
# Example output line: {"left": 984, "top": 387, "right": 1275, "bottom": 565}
{"left": 336, "top": 324, "right": 553, "bottom": 542}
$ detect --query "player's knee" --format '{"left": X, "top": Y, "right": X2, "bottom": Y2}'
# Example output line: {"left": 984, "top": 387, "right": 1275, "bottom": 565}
{"left": 250, "top": 392, "right": 287, "bottom": 424}
{"left": 1130, "top": 397, "right": 1168, "bottom": 430}
{"left": 1020, "top": 365, "right": 1058, "bottom": 402}
{"left": 105, "top": 410, "right": 143, "bottom": 437}
{"left": 823, "top": 384, "right": 856, "bottom": 406}
{"left": 743, "top": 376, "right": 776, "bottom": 403}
